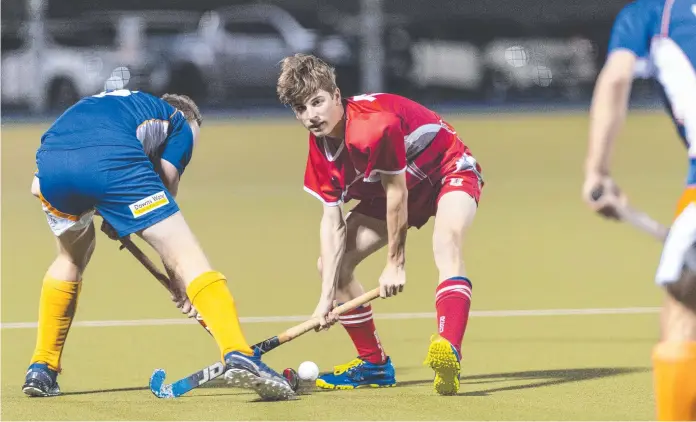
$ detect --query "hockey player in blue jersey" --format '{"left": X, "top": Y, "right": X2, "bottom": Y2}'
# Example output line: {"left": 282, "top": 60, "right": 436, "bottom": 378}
{"left": 24, "top": 89, "right": 295, "bottom": 401}
{"left": 581, "top": 0, "right": 696, "bottom": 419}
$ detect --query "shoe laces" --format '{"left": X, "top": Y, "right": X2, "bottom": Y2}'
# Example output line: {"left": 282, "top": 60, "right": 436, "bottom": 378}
{"left": 333, "top": 358, "right": 365, "bottom": 375}
{"left": 26, "top": 365, "right": 57, "bottom": 385}
{"left": 228, "top": 352, "right": 283, "bottom": 381}
{"left": 253, "top": 358, "right": 288, "bottom": 383}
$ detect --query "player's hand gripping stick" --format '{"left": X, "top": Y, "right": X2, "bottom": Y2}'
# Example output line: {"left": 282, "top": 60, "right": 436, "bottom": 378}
{"left": 118, "top": 236, "right": 213, "bottom": 334}
{"left": 148, "top": 288, "right": 381, "bottom": 398}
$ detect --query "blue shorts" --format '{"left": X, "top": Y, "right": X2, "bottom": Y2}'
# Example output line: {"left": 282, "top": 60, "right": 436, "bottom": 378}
{"left": 35, "top": 145, "right": 179, "bottom": 237}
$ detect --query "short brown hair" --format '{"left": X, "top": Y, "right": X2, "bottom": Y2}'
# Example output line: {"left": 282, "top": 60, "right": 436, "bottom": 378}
{"left": 162, "top": 93, "right": 203, "bottom": 127}
{"left": 277, "top": 54, "right": 337, "bottom": 106}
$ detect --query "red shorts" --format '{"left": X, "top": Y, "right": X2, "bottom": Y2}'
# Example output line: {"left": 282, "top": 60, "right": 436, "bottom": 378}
{"left": 351, "top": 170, "right": 483, "bottom": 229}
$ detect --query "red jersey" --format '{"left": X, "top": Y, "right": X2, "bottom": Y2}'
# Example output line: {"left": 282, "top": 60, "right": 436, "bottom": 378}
{"left": 303, "top": 93, "right": 481, "bottom": 206}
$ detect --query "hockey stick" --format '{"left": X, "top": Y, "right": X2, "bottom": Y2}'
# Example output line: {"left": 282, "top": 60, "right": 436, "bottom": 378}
{"left": 616, "top": 203, "right": 669, "bottom": 241}
{"left": 118, "top": 237, "right": 213, "bottom": 334}
{"left": 590, "top": 185, "right": 669, "bottom": 241}
{"left": 148, "top": 287, "right": 381, "bottom": 399}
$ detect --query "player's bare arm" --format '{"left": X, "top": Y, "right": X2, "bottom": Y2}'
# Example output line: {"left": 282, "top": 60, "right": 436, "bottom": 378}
{"left": 583, "top": 50, "right": 636, "bottom": 219}
{"left": 314, "top": 203, "right": 347, "bottom": 329}
{"left": 159, "top": 159, "right": 181, "bottom": 198}
{"left": 157, "top": 118, "right": 200, "bottom": 199}
{"left": 379, "top": 171, "right": 408, "bottom": 298}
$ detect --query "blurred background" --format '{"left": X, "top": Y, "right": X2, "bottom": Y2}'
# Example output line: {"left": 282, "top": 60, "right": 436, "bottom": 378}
{"left": 2, "top": 0, "right": 661, "bottom": 117}
{"left": 1, "top": 3, "right": 675, "bottom": 418}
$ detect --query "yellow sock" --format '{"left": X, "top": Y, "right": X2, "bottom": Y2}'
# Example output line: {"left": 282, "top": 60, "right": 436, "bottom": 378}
{"left": 653, "top": 342, "right": 696, "bottom": 421}
{"left": 186, "top": 271, "right": 254, "bottom": 359}
{"left": 30, "top": 276, "right": 82, "bottom": 372}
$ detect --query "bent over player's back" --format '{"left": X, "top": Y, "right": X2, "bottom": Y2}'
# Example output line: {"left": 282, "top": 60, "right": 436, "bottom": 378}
{"left": 337, "top": 92, "right": 479, "bottom": 199}
{"left": 347, "top": 92, "right": 443, "bottom": 124}
{"left": 344, "top": 93, "right": 453, "bottom": 158}
{"left": 40, "top": 89, "right": 189, "bottom": 159}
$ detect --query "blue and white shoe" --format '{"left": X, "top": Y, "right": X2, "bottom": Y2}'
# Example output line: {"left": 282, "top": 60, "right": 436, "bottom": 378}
{"left": 23, "top": 363, "right": 60, "bottom": 397}
{"left": 224, "top": 350, "right": 295, "bottom": 401}
{"left": 316, "top": 357, "right": 396, "bottom": 390}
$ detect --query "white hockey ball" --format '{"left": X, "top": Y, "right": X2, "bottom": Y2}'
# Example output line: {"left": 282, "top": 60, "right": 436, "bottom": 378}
{"left": 297, "top": 361, "right": 319, "bottom": 381}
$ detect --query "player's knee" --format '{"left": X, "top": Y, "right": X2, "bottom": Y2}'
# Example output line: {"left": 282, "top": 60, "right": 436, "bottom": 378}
{"left": 662, "top": 275, "right": 696, "bottom": 342}
{"left": 50, "top": 242, "right": 94, "bottom": 281}
{"left": 30, "top": 176, "right": 40, "bottom": 198}
{"left": 432, "top": 229, "right": 462, "bottom": 261}
{"left": 316, "top": 256, "right": 355, "bottom": 287}
{"left": 337, "top": 266, "right": 356, "bottom": 289}
{"left": 55, "top": 223, "right": 96, "bottom": 272}
{"left": 665, "top": 268, "right": 696, "bottom": 311}
{"left": 165, "top": 251, "right": 211, "bottom": 287}
{"left": 140, "top": 212, "right": 212, "bottom": 284}
{"left": 432, "top": 226, "right": 468, "bottom": 282}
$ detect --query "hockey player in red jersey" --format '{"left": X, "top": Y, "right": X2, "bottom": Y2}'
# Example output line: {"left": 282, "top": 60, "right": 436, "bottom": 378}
{"left": 277, "top": 54, "right": 484, "bottom": 395}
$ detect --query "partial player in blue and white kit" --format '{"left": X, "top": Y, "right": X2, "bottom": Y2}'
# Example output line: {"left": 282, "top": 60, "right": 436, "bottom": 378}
{"left": 24, "top": 89, "right": 295, "bottom": 401}
{"left": 581, "top": 1, "right": 696, "bottom": 419}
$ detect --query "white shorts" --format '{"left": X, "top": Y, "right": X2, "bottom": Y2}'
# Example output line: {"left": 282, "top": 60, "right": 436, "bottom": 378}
{"left": 39, "top": 195, "right": 95, "bottom": 237}
{"left": 655, "top": 203, "right": 696, "bottom": 285}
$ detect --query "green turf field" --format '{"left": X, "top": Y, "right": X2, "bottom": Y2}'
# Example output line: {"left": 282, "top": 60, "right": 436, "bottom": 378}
{"left": 1, "top": 111, "right": 685, "bottom": 420}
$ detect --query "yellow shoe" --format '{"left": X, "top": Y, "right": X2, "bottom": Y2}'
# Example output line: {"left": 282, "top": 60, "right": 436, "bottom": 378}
{"left": 315, "top": 357, "right": 396, "bottom": 390}
{"left": 424, "top": 334, "right": 461, "bottom": 396}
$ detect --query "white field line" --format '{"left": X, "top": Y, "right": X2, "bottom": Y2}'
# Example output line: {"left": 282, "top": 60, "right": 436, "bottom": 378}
{"left": 0, "top": 307, "right": 660, "bottom": 330}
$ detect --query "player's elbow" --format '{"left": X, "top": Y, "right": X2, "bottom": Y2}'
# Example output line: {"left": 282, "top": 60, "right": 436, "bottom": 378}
{"left": 319, "top": 213, "right": 347, "bottom": 260}
{"left": 316, "top": 256, "right": 323, "bottom": 274}
{"left": 386, "top": 181, "right": 408, "bottom": 207}
{"left": 30, "top": 176, "right": 40, "bottom": 198}
{"left": 598, "top": 68, "right": 633, "bottom": 91}
{"left": 159, "top": 159, "right": 181, "bottom": 197}
{"left": 597, "top": 51, "right": 636, "bottom": 89}
{"left": 382, "top": 172, "right": 408, "bottom": 201}
{"left": 321, "top": 215, "right": 346, "bottom": 241}
{"left": 321, "top": 204, "right": 345, "bottom": 230}
{"left": 166, "top": 180, "right": 179, "bottom": 198}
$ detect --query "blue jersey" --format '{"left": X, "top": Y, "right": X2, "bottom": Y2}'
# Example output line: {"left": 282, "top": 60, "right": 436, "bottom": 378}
{"left": 35, "top": 89, "right": 196, "bottom": 238}
{"left": 608, "top": 0, "right": 696, "bottom": 152}
{"left": 40, "top": 89, "right": 194, "bottom": 175}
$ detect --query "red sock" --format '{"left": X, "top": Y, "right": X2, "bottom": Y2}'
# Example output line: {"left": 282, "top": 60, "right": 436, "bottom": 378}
{"left": 339, "top": 304, "right": 386, "bottom": 364}
{"left": 435, "top": 277, "right": 473, "bottom": 358}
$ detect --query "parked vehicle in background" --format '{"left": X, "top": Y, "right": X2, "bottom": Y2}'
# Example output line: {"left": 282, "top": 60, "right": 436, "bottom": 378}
{"left": 1, "top": 12, "right": 202, "bottom": 113}
{"left": 482, "top": 37, "right": 598, "bottom": 101}
{"left": 81, "top": 10, "right": 202, "bottom": 96}
{"left": 3, "top": 17, "right": 137, "bottom": 112}
{"left": 2, "top": 20, "right": 127, "bottom": 113}
{"left": 151, "top": 4, "right": 353, "bottom": 104}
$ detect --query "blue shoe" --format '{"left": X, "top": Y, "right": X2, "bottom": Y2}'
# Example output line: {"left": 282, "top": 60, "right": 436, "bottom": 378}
{"left": 223, "top": 350, "right": 295, "bottom": 401}
{"left": 23, "top": 363, "right": 60, "bottom": 397}
{"left": 316, "top": 357, "right": 396, "bottom": 390}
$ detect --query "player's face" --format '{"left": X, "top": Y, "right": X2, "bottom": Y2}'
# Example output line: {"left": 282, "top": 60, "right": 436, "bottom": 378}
{"left": 293, "top": 89, "right": 344, "bottom": 138}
